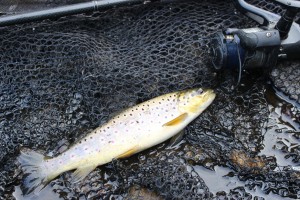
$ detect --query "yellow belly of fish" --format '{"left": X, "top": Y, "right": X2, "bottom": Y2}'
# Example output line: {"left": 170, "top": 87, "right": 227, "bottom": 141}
{"left": 56, "top": 113, "right": 193, "bottom": 182}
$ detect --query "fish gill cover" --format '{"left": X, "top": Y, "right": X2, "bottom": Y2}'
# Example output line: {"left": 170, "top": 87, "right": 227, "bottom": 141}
{"left": 0, "top": 0, "right": 299, "bottom": 199}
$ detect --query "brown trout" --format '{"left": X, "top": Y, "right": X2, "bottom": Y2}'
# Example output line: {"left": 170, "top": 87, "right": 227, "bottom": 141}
{"left": 19, "top": 88, "right": 215, "bottom": 193}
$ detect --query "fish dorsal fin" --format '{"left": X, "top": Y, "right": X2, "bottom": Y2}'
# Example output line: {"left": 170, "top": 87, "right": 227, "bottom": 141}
{"left": 72, "top": 165, "right": 96, "bottom": 183}
{"left": 109, "top": 102, "right": 135, "bottom": 120}
{"left": 116, "top": 146, "right": 139, "bottom": 159}
{"left": 109, "top": 109, "right": 124, "bottom": 120}
{"left": 163, "top": 113, "right": 188, "bottom": 126}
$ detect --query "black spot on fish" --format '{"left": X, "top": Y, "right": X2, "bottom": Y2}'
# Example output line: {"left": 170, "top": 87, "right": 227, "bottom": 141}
{"left": 90, "top": 136, "right": 93, "bottom": 139}
{"left": 79, "top": 141, "right": 82, "bottom": 144}
{"left": 136, "top": 121, "right": 139, "bottom": 123}
{"left": 130, "top": 114, "right": 132, "bottom": 116}
{"left": 84, "top": 139, "right": 87, "bottom": 141}
{"left": 107, "top": 127, "right": 110, "bottom": 129}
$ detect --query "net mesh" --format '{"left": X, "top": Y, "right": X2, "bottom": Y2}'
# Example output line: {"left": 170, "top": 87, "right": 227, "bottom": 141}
{"left": 0, "top": 0, "right": 299, "bottom": 199}
{"left": 246, "top": 0, "right": 300, "bottom": 24}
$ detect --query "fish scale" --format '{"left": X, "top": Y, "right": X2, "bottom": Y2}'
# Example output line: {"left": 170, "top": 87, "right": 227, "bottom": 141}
{"left": 18, "top": 88, "right": 215, "bottom": 194}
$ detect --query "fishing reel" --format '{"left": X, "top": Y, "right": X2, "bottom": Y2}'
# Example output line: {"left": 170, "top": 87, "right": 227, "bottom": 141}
{"left": 210, "top": 0, "right": 300, "bottom": 77}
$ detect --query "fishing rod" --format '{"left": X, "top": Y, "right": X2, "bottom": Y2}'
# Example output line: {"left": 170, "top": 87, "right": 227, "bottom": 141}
{"left": 210, "top": 0, "right": 300, "bottom": 83}
{"left": 0, "top": 0, "right": 160, "bottom": 27}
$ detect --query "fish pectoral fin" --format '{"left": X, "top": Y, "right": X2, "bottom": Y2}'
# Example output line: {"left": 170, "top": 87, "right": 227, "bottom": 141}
{"left": 116, "top": 146, "right": 139, "bottom": 159}
{"left": 163, "top": 113, "right": 188, "bottom": 126}
{"left": 72, "top": 165, "right": 96, "bottom": 183}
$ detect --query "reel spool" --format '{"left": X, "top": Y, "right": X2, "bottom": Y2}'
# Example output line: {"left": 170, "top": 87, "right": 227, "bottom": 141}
{"left": 210, "top": 0, "right": 300, "bottom": 83}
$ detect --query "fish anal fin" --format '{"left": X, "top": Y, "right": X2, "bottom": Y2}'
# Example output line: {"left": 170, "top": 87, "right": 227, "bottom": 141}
{"left": 163, "top": 113, "right": 188, "bottom": 126}
{"left": 116, "top": 146, "right": 139, "bottom": 159}
{"left": 72, "top": 165, "right": 96, "bottom": 183}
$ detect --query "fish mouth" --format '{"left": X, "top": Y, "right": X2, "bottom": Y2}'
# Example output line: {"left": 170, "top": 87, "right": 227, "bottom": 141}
{"left": 203, "top": 89, "right": 216, "bottom": 100}
{"left": 201, "top": 89, "right": 216, "bottom": 106}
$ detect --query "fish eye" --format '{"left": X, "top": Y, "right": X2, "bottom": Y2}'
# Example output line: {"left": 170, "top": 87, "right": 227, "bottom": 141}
{"left": 196, "top": 88, "right": 203, "bottom": 95}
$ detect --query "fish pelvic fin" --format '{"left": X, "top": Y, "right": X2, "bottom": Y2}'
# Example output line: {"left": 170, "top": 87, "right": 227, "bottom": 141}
{"left": 163, "top": 113, "right": 188, "bottom": 126}
{"left": 72, "top": 165, "right": 96, "bottom": 183}
{"left": 116, "top": 146, "right": 139, "bottom": 159}
{"left": 18, "top": 148, "right": 52, "bottom": 195}
{"left": 168, "top": 130, "right": 185, "bottom": 148}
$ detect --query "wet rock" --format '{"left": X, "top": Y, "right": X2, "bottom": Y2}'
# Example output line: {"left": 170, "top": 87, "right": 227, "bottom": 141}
{"left": 125, "top": 185, "right": 163, "bottom": 200}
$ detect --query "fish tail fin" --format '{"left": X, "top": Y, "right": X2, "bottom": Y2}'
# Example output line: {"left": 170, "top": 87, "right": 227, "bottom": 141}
{"left": 18, "top": 148, "right": 52, "bottom": 194}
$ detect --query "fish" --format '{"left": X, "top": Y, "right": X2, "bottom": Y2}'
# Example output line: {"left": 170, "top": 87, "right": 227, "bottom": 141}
{"left": 18, "top": 88, "right": 216, "bottom": 194}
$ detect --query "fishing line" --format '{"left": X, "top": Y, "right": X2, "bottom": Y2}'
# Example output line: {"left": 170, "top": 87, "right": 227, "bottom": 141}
{"left": 235, "top": 39, "right": 243, "bottom": 87}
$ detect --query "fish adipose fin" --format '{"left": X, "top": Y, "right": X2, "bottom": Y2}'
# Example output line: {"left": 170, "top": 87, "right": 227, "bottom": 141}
{"left": 163, "top": 113, "right": 188, "bottom": 126}
{"left": 72, "top": 165, "right": 96, "bottom": 183}
{"left": 116, "top": 146, "right": 139, "bottom": 159}
{"left": 18, "top": 149, "right": 50, "bottom": 194}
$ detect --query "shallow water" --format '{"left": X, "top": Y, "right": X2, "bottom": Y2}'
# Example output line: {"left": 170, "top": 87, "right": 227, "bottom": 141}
{"left": 195, "top": 166, "right": 294, "bottom": 200}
